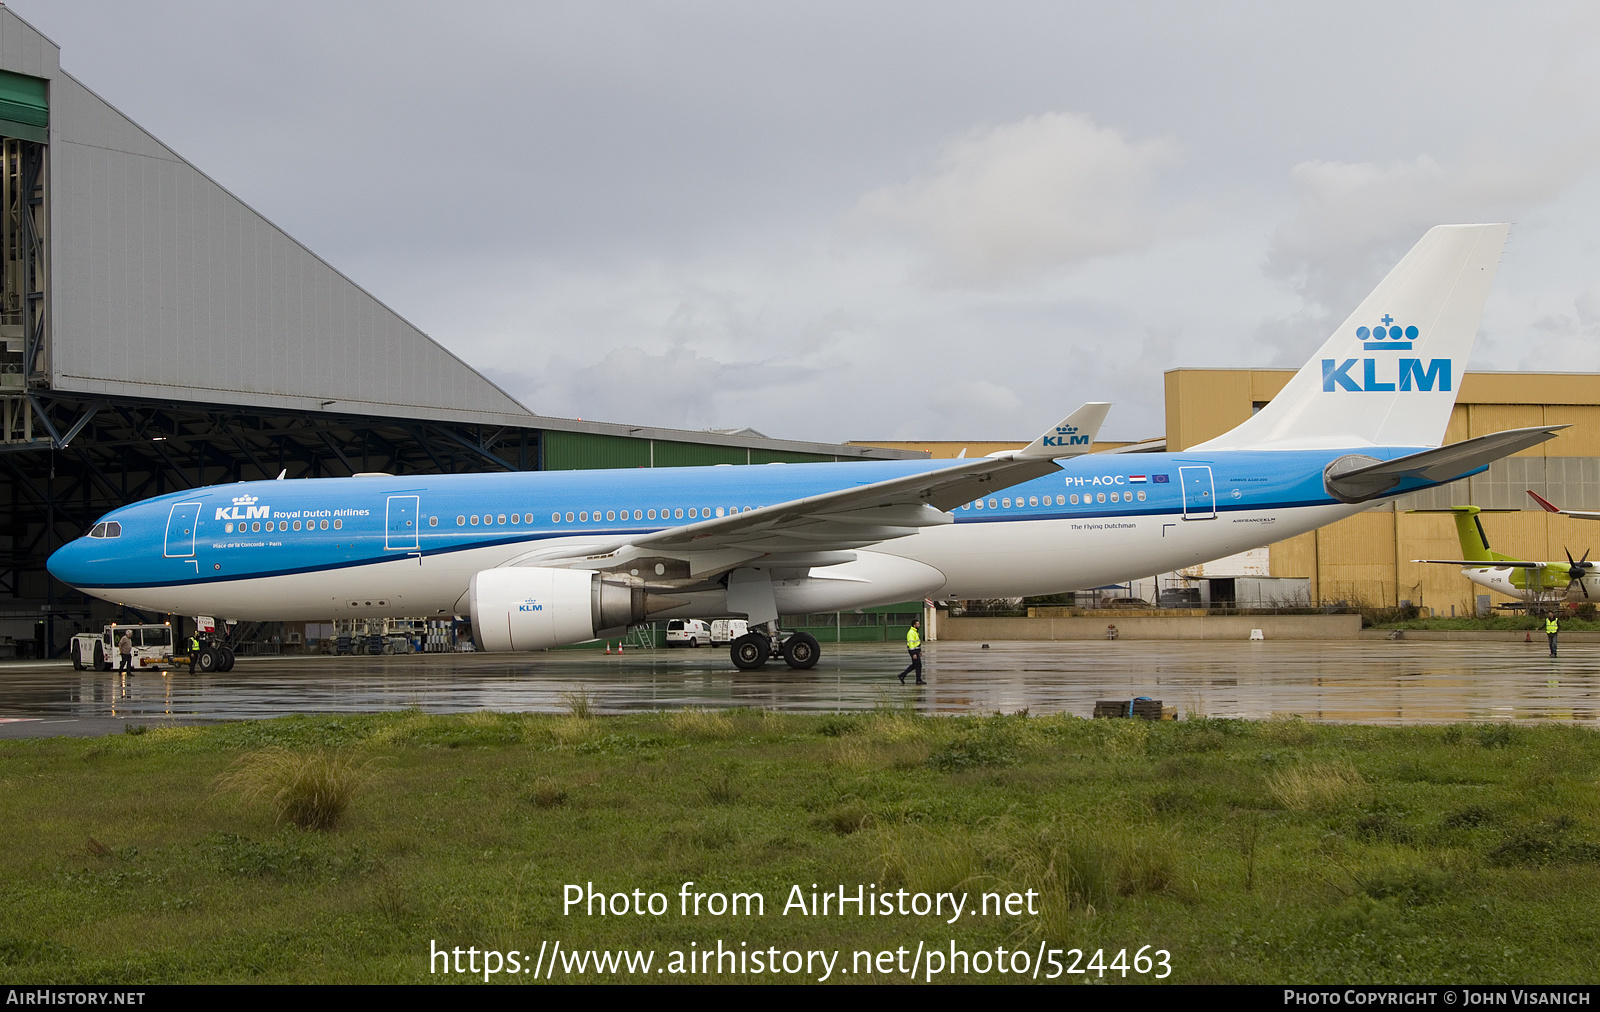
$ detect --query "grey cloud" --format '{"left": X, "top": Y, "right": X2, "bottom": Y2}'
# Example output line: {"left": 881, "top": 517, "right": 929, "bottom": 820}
{"left": 851, "top": 113, "right": 1177, "bottom": 286}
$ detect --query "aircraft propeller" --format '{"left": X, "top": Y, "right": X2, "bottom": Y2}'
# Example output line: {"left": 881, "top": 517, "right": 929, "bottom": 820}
{"left": 1565, "top": 548, "right": 1594, "bottom": 598}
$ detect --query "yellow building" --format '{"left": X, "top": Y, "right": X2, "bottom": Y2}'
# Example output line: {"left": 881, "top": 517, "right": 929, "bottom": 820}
{"left": 858, "top": 371, "right": 1600, "bottom": 616}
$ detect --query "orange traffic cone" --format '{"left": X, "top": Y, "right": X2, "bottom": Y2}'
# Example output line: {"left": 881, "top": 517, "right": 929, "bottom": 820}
{"left": 618, "top": 640, "right": 624, "bottom": 654}
{"left": 604, "top": 642, "right": 611, "bottom": 654}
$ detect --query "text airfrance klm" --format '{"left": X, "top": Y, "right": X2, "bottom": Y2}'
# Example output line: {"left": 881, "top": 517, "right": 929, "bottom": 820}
{"left": 1322, "top": 358, "right": 1450, "bottom": 393}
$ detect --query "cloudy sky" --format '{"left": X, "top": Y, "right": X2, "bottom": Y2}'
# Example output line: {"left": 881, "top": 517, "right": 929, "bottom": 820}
{"left": 15, "top": 2, "right": 1600, "bottom": 442}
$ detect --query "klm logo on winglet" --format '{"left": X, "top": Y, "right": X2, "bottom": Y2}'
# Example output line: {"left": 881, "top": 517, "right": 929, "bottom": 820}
{"left": 518, "top": 598, "right": 543, "bottom": 612}
{"left": 1042, "top": 424, "right": 1090, "bottom": 448}
{"left": 214, "top": 494, "right": 270, "bottom": 521}
{"left": 1323, "top": 315, "right": 1449, "bottom": 393}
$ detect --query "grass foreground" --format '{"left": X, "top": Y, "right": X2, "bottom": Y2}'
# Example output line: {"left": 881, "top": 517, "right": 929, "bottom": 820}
{"left": 2, "top": 706, "right": 1598, "bottom": 984}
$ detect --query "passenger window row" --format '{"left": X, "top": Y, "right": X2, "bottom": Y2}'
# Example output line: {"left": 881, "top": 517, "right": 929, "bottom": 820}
{"left": 961, "top": 490, "right": 1147, "bottom": 510}
{"left": 451, "top": 506, "right": 756, "bottom": 526}
{"left": 223, "top": 519, "right": 342, "bottom": 533}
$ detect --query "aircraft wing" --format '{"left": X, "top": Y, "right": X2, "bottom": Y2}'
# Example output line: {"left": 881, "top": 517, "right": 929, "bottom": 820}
{"left": 1528, "top": 490, "right": 1600, "bottom": 521}
{"left": 513, "top": 402, "right": 1109, "bottom": 577}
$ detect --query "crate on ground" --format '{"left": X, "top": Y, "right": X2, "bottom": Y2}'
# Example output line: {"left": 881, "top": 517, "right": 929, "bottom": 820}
{"left": 1093, "top": 698, "right": 1169, "bottom": 720}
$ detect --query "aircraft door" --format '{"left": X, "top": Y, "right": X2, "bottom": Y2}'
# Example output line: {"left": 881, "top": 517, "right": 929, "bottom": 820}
{"left": 163, "top": 501, "right": 202, "bottom": 557}
{"left": 386, "top": 495, "right": 420, "bottom": 550}
{"left": 1179, "top": 466, "right": 1216, "bottom": 520}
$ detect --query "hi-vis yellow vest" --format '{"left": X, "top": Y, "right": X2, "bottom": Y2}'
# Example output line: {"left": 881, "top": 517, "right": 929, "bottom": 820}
{"left": 1547, "top": 618, "right": 1559, "bottom": 634}
{"left": 906, "top": 626, "right": 922, "bottom": 650}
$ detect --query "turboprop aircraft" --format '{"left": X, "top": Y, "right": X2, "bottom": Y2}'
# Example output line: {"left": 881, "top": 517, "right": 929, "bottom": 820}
{"left": 48, "top": 223, "right": 1564, "bottom": 671}
{"left": 1409, "top": 502, "right": 1600, "bottom": 603}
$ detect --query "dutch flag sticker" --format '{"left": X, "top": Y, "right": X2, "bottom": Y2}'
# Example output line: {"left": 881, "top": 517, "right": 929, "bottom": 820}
{"left": 1129, "top": 475, "right": 1148, "bottom": 484}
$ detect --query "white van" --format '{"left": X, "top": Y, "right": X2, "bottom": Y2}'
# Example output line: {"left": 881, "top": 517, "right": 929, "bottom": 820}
{"left": 710, "top": 619, "right": 748, "bottom": 645}
{"left": 664, "top": 619, "right": 712, "bottom": 647}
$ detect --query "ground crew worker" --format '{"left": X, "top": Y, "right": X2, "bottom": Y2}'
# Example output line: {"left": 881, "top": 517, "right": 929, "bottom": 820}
{"left": 898, "top": 617, "right": 924, "bottom": 685}
{"left": 1547, "top": 614, "right": 1559, "bottom": 657}
{"left": 188, "top": 631, "right": 202, "bottom": 673}
{"left": 117, "top": 630, "right": 133, "bottom": 673}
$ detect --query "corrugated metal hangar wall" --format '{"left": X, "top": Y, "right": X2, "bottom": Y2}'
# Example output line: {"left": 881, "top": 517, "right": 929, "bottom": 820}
{"left": 0, "top": 9, "right": 914, "bottom": 656}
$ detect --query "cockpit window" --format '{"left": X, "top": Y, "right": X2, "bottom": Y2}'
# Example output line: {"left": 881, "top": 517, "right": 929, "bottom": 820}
{"left": 87, "top": 522, "right": 122, "bottom": 539}
{"left": 89, "top": 523, "right": 106, "bottom": 538}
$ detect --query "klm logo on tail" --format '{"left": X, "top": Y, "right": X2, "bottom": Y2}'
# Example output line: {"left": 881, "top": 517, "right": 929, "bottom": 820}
{"left": 1042, "top": 424, "right": 1090, "bottom": 448}
{"left": 1322, "top": 315, "right": 1450, "bottom": 393}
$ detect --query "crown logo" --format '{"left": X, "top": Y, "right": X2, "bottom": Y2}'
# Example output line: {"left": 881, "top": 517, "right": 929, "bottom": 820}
{"left": 232, "top": 494, "right": 259, "bottom": 506}
{"left": 1056, "top": 425, "right": 1078, "bottom": 435}
{"left": 1358, "top": 314, "right": 1416, "bottom": 350}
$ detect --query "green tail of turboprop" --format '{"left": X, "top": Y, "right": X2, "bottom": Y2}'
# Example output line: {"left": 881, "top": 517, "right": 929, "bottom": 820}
{"left": 1410, "top": 506, "right": 1521, "bottom": 563}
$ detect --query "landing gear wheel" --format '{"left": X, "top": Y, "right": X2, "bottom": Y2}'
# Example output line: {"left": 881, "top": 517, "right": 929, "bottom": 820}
{"left": 93, "top": 642, "right": 109, "bottom": 671}
{"left": 72, "top": 641, "right": 84, "bottom": 671}
{"left": 196, "top": 646, "right": 220, "bottom": 673}
{"left": 730, "top": 633, "right": 771, "bottom": 671}
{"left": 220, "top": 646, "right": 236, "bottom": 672}
{"left": 781, "top": 631, "right": 821, "bottom": 670}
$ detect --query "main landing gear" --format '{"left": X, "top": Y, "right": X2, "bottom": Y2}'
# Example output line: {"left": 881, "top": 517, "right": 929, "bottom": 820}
{"left": 194, "top": 639, "right": 236, "bottom": 673}
{"left": 730, "top": 628, "right": 820, "bottom": 672}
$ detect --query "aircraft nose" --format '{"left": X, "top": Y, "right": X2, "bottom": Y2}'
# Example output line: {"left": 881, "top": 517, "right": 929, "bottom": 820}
{"left": 47, "top": 537, "right": 98, "bottom": 588}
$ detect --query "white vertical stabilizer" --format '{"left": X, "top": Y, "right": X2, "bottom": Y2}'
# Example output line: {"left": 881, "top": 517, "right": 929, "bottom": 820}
{"left": 1195, "top": 223, "right": 1510, "bottom": 450}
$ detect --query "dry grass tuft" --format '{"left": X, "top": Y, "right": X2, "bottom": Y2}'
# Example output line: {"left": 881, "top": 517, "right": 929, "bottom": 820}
{"left": 559, "top": 689, "right": 595, "bottom": 719}
{"left": 828, "top": 737, "right": 874, "bottom": 767}
{"left": 216, "top": 747, "right": 382, "bottom": 831}
{"left": 1267, "top": 760, "right": 1365, "bottom": 812}
{"left": 1262, "top": 715, "right": 1317, "bottom": 745}
{"left": 669, "top": 708, "right": 737, "bottom": 739}
{"left": 866, "top": 713, "right": 929, "bottom": 745}
{"left": 547, "top": 717, "right": 600, "bottom": 746}
{"left": 528, "top": 778, "right": 570, "bottom": 808}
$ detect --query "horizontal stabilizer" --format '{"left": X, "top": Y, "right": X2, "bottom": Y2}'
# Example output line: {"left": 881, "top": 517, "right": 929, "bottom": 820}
{"left": 1528, "top": 489, "right": 1600, "bottom": 521}
{"left": 1412, "top": 559, "right": 1541, "bottom": 569}
{"left": 1324, "top": 425, "right": 1565, "bottom": 503}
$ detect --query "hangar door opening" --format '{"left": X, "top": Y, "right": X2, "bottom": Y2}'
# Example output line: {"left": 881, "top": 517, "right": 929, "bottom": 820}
{"left": 0, "top": 68, "right": 47, "bottom": 443}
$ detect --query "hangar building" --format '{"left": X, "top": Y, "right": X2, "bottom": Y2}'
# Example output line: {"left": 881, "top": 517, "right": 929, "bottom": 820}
{"left": 0, "top": 10, "right": 915, "bottom": 656}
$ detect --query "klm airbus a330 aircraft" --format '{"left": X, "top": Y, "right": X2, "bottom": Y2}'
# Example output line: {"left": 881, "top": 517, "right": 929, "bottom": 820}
{"left": 49, "top": 224, "right": 1561, "bottom": 671}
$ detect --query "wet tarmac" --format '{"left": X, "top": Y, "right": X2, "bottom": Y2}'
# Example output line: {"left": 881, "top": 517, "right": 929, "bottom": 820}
{"left": 2, "top": 639, "right": 1598, "bottom": 738}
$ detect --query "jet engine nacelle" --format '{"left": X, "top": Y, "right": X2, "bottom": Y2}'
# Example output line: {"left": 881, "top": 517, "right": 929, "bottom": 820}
{"left": 469, "top": 567, "right": 651, "bottom": 651}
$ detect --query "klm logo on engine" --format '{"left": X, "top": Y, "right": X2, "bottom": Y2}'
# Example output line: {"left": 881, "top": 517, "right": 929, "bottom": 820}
{"left": 1042, "top": 424, "right": 1090, "bottom": 448}
{"left": 1322, "top": 314, "right": 1450, "bottom": 393}
{"left": 518, "top": 598, "right": 543, "bottom": 612}
{"left": 214, "top": 494, "right": 270, "bottom": 521}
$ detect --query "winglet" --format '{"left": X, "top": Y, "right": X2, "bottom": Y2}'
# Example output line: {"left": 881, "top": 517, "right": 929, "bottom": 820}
{"left": 1528, "top": 489, "right": 1560, "bottom": 514}
{"left": 1014, "top": 402, "right": 1111, "bottom": 460}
